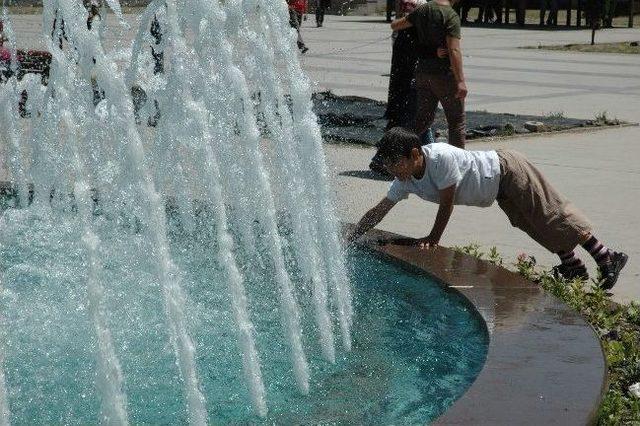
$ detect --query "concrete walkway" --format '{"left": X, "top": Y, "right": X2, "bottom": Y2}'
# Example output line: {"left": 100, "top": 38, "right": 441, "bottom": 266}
{"left": 298, "top": 16, "right": 640, "bottom": 304}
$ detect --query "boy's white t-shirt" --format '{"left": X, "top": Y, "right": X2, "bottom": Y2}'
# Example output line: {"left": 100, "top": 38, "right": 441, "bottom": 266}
{"left": 386, "top": 143, "right": 501, "bottom": 207}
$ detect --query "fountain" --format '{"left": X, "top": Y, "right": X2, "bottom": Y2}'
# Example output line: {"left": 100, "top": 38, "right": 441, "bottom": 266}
{"left": 0, "top": 1, "right": 486, "bottom": 424}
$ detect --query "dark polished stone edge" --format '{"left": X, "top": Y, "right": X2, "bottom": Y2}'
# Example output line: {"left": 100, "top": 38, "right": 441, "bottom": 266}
{"left": 358, "top": 228, "right": 607, "bottom": 426}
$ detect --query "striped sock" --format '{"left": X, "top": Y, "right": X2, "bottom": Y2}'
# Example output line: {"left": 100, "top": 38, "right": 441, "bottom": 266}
{"left": 557, "top": 250, "right": 585, "bottom": 270}
{"left": 581, "top": 235, "right": 612, "bottom": 266}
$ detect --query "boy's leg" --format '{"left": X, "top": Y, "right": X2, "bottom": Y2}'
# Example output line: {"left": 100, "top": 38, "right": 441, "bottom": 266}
{"left": 554, "top": 249, "right": 589, "bottom": 280}
{"left": 496, "top": 149, "right": 591, "bottom": 256}
{"left": 497, "top": 150, "right": 629, "bottom": 288}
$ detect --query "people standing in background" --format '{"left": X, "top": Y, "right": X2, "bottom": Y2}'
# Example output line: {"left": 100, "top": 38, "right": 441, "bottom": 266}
{"left": 288, "top": 0, "right": 309, "bottom": 53}
{"left": 453, "top": 0, "right": 471, "bottom": 24}
{"left": 539, "top": 0, "right": 558, "bottom": 26}
{"left": 372, "top": 0, "right": 439, "bottom": 176}
{"left": 515, "top": 0, "right": 527, "bottom": 26}
{"left": 316, "top": 0, "right": 331, "bottom": 27}
{"left": 83, "top": 0, "right": 101, "bottom": 30}
{"left": 391, "top": 0, "right": 468, "bottom": 149}
{"left": 477, "top": 0, "right": 498, "bottom": 23}
{"left": 387, "top": 0, "right": 396, "bottom": 22}
{"left": 602, "top": 0, "right": 618, "bottom": 27}
{"left": 384, "top": 0, "right": 438, "bottom": 138}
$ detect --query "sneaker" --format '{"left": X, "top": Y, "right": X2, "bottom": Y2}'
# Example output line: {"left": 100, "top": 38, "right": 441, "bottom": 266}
{"left": 552, "top": 264, "right": 589, "bottom": 281}
{"left": 598, "top": 251, "right": 628, "bottom": 290}
{"left": 300, "top": 46, "right": 309, "bottom": 54}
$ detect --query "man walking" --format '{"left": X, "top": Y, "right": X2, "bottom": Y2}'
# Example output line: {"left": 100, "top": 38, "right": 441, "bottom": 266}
{"left": 288, "top": 0, "right": 309, "bottom": 53}
{"left": 316, "top": 0, "right": 331, "bottom": 27}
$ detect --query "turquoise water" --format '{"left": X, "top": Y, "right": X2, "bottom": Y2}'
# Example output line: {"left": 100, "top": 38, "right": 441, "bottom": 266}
{"left": 0, "top": 207, "right": 487, "bottom": 424}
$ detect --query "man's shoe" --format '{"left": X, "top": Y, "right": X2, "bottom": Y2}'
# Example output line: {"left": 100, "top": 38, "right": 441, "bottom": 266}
{"left": 552, "top": 264, "right": 589, "bottom": 281}
{"left": 598, "top": 252, "right": 628, "bottom": 290}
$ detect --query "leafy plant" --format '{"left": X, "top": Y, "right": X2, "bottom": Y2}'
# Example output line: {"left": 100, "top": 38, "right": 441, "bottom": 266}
{"left": 545, "top": 111, "right": 565, "bottom": 119}
{"left": 595, "top": 111, "right": 609, "bottom": 123}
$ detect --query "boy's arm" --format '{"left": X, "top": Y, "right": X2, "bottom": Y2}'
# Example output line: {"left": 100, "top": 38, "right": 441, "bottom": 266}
{"left": 391, "top": 16, "right": 413, "bottom": 31}
{"left": 446, "top": 36, "right": 467, "bottom": 100}
{"left": 417, "top": 184, "right": 456, "bottom": 249}
{"left": 346, "top": 197, "right": 397, "bottom": 244}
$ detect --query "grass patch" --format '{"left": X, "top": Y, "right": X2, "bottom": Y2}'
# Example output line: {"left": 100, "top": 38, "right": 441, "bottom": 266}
{"left": 594, "top": 110, "right": 621, "bottom": 126}
{"left": 545, "top": 110, "right": 566, "bottom": 119}
{"left": 528, "top": 41, "right": 640, "bottom": 54}
{"left": 454, "top": 243, "right": 640, "bottom": 425}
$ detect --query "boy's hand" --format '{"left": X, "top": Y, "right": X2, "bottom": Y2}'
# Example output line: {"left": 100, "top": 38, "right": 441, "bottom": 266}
{"left": 437, "top": 47, "right": 448, "bottom": 58}
{"left": 342, "top": 228, "right": 359, "bottom": 247}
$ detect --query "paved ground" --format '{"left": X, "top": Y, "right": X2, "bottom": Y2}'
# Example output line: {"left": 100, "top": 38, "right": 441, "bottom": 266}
{"left": 297, "top": 16, "right": 640, "bottom": 304}
{"left": 3, "top": 13, "right": 639, "bottom": 303}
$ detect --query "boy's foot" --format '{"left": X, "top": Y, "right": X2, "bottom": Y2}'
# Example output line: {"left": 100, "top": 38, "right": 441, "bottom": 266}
{"left": 598, "top": 251, "right": 628, "bottom": 290}
{"left": 300, "top": 46, "right": 309, "bottom": 54}
{"left": 552, "top": 264, "right": 589, "bottom": 281}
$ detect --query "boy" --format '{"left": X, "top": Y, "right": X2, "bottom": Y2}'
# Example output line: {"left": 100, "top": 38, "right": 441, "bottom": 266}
{"left": 347, "top": 127, "right": 628, "bottom": 289}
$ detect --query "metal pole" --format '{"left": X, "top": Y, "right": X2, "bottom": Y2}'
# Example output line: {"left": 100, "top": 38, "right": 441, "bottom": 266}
{"left": 629, "top": 0, "right": 635, "bottom": 27}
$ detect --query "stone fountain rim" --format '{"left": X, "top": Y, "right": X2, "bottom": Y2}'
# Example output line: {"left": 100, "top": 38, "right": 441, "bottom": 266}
{"left": 359, "top": 228, "right": 607, "bottom": 426}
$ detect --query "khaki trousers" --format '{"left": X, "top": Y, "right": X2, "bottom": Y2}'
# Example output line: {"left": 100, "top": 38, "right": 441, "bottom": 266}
{"left": 496, "top": 150, "right": 592, "bottom": 253}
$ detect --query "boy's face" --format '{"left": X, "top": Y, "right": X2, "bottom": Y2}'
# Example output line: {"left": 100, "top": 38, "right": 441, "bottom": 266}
{"left": 384, "top": 148, "right": 422, "bottom": 182}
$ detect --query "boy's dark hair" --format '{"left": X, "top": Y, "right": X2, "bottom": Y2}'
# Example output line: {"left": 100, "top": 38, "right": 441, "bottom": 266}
{"left": 374, "top": 127, "right": 422, "bottom": 165}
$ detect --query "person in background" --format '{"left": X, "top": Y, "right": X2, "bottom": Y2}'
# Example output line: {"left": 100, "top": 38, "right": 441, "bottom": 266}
{"left": 288, "top": 0, "right": 309, "bottom": 53}
{"left": 515, "top": 0, "right": 526, "bottom": 26}
{"left": 387, "top": 0, "right": 396, "bottom": 22}
{"left": 390, "top": 0, "right": 468, "bottom": 149}
{"left": 83, "top": 0, "right": 101, "bottom": 30}
{"left": 602, "top": 0, "right": 617, "bottom": 27}
{"left": 372, "top": 0, "right": 439, "bottom": 176}
{"left": 477, "top": 0, "right": 498, "bottom": 23}
{"left": 316, "top": 0, "right": 331, "bottom": 27}
{"left": 539, "top": 0, "right": 558, "bottom": 26}
{"left": 453, "top": 0, "right": 471, "bottom": 24}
